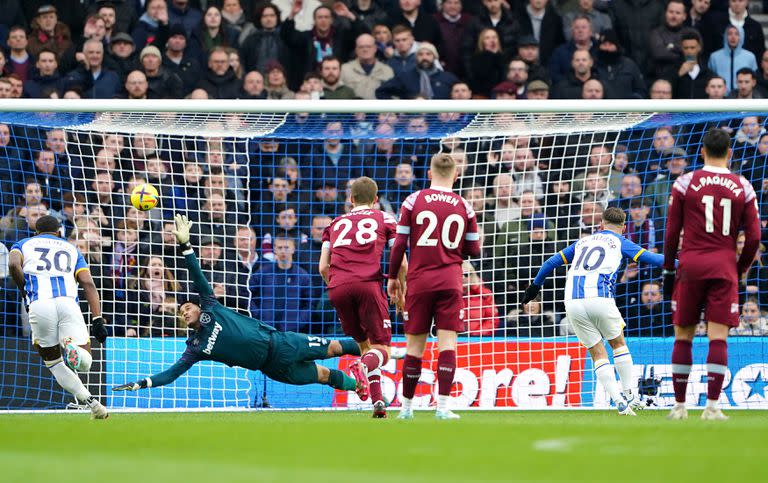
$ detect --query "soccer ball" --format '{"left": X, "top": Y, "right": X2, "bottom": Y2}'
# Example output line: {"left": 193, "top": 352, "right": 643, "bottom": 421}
{"left": 130, "top": 183, "right": 159, "bottom": 211}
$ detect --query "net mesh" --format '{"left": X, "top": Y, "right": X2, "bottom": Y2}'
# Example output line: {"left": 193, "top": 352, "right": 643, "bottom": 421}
{"left": 1, "top": 109, "right": 767, "bottom": 410}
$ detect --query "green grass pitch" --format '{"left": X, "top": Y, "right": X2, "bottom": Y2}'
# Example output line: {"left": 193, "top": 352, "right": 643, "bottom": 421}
{"left": 1, "top": 410, "right": 765, "bottom": 483}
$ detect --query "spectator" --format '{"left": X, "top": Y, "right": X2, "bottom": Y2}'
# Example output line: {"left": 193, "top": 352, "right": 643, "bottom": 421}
{"left": 64, "top": 39, "right": 121, "bottom": 98}
{"left": 708, "top": 24, "right": 757, "bottom": 94}
{"left": 341, "top": 33, "right": 394, "bottom": 100}
{"left": 90, "top": 0, "right": 138, "bottom": 35}
{"left": 517, "top": 0, "right": 564, "bottom": 64}
{"left": 27, "top": 5, "right": 72, "bottom": 59}
{"left": 386, "top": 24, "right": 418, "bottom": 76}
{"left": 250, "top": 236, "right": 312, "bottom": 333}
{"left": 647, "top": 0, "right": 694, "bottom": 79}
{"left": 728, "top": 67, "right": 765, "bottom": 99}
{"left": 549, "top": 15, "right": 597, "bottom": 86}
{"left": 310, "top": 121, "right": 369, "bottom": 182}
{"left": 581, "top": 77, "right": 604, "bottom": 99}
{"left": 241, "top": 70, "right": 266, "bottom": 98}
{"left": 552, "top": 49, "right": 597, "bottom": 99}
{"left": 649, "top": 78, "right": 673, "bottom": 99}
{"left": 23, "top": 48, "right": 65, "bottom": 98}
{"left": 193, "top": 191, "right": 238, "bottom": 242}
{"left": 6, "top": 74, "right": 21, "bottom": 98}
{"left": 525, "top": 79, "right": 549, "bottom": 99}
{"left": 572, "top": 200, "right": 603, "bottom": 238}
{"left": 376, "top": 41, "right": 457, "bottom": 99}
{"left": 563, "top": 0, "right": 611, "bottom": 42}
{"left": 504, "top": 295, "right": 557, "bottom": 337}
{"left": 595, "top": 28, "right": 645, "bottom": 99}
{"left": 281, "top": 3, "right": 365, "bottom": 82}
{"left": 728, "top": 0, "right": 765, "bottom": 63}
{"left": 264, "top": 60, "right": 295, "bottom": 99}
{"left": 467, "top": 28, "right": 506, "bottom": 98}
{"left": 64, "top": 14, "right": 108, "bottom": 76}
{"left": 319, "top": 56, "right": 356, "bottom": 99}
{"left": 433, "top": 0, "right": 470, "bottom": 78}
{"left": 610, "top": 0, "right": 663, "bottom": 78}
{"left": 198, "top": 235, "right": 240, "bottom": 305}
{"left": 391, "top": 0, "right": 441, "bottom": 47}
{"left": 462, "top": 0, "right": 519, "bottom": 73}
{"left": 705, "top": 75, "right": 727, "bottom": 99}
{"left": 296, "top": 212, "right": 330, "bottom": 299}
{"left": 347, "top": 0, "right": 389, "bottom": 33}
{"left": 196, "top": 46, "right": 242, "bottom": 99}
{"left": 5, "top": 26, "right": 33, "bottom": 81}
{"left": 234, "top": 225, "right": 259, "bottom": 283}
{"left": 732, "top": 115, "right": 765, "bottom": 161}
{"left": 123, "top": 70, "right": 149, "bottom": 99}
{"left": 221, "top": 0, "right": 254, "bottom": 45}
{"left": 168, "top": 0, "right": 203, "bottom": 39}
{"left": 685, "top": 0, "right": 727, "bottom": 58}
{"left": 672, "top": 30, "right": 713, "bottom": 99}
{"left": 0, "top": 78, "right": 12, "bottom": 98}
{"left": 516, "top": 35, "right": 549, "bottom": 85}
{"left": 732, "top": 298, "right": 768, "bottom": 336}
{"left": 645, "top": 148, "right": 687, "bottom": 222}
{"left": 626, "top": 198, "right": 657, "bottom": 253}
{"left": 272, "top": 0, "right": 322, "bottom": 32}
{"left": 132, "top": 0, "right": 170, "bottom": 49}
{"left": 138, "top": 45, "right": 182, "bottom": 99}
{"left": 625, "top": 281, "right": 670, "bottom": 336}
{"left": 462, "top": 261, "right": 499, "bottom": 336}
{"left": 372, "top": 22, "right": 393, "bottom": 61}
{"left": 609, "top": 173, "right": 643, "bottom": 211}
{"left": 109, "top": 32, "right": 139, "bottom": 81}
{"left": 239, "top": 3, "right": 288, "bottom": 80}
{"left": 194, "top": 5, "right": 239, "bottom": 62}
{"left": 758, "top": 50, "right": 768, "bottom": 94}
{"left": 135, "top": 256, "right": 184, "bottom": 337}
{"left": 384, "top": 162, "right": 418, "bottom": 210}
{"left": 162, "top": 23, "right": 202, "bottom": 97}
{"left": 491, "top": 172, "right": 519, "bottom": 227}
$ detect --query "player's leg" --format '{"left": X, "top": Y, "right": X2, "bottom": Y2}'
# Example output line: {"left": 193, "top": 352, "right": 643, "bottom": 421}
{"left": 432, "top": 290, "right": 464, "bottom": 420}
{"left": 699, "top": 278, "right": 738, "bottom": 420}
{"left": 314, "top": 364, "right": 358, "bottom": 391}
{"left": 399, "top": 291, "right": 433, "bottom": 419}
{"left": 598, "top": 301, "right": 641, "bottom": 409}
{"left": 59, "top": 299, "right": 94, "bottom": 373}
{"left": 328, "top": 285, "right": 371, "bottom": 399}
{"left": 356, "top": 284, "right": 393, "bottom": 416}
{"left": 586, "top": 342, "right": 633, "bottom": 415}
{"left": 324, "top": 339, "right": 362, "bottom": 358}
{"left": 668, "top": 277, "right": 707, "bottom": 420}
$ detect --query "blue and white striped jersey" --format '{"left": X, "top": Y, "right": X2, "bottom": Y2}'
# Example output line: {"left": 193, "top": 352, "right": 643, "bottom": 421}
{"left": 533, "top": 230, "right": 665, "bottom": 301}
{"left": 10, "top": 234, "right": 88, "bottom": 304}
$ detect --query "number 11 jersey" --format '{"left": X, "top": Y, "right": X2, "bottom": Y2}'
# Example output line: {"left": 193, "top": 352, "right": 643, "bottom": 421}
{"left": 322, "top": 207, "right": 397, "bottom": 288}
{"left": 397, "top": 187, "right": 479, "bottom": 295}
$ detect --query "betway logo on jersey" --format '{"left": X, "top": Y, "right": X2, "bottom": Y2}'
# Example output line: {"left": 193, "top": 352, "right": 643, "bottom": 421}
{"left": 203, "top": 322, "right": 223, "bottom": 355}
{"left": 690, "top": 175, "right": 743, "bottom": 197}
{"left": 424, "top": 193, "right": 459, "bottom": 206}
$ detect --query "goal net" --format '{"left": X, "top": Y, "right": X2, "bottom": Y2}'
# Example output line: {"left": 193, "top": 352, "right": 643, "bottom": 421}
{"left": 1, "top": 100, "right": 766, "bottom": 411}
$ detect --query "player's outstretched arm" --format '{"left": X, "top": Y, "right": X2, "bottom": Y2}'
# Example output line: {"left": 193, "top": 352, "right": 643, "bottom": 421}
{"left": 76, "top": 269, "right": 108, "bottom": 344}
{"left": 172, "top": 213, "right": 213, "bottom": 297}
{"left": 620, "top": 238, "right": 668, "bottom": 268}
{"left": 112, "top": 359, "right": 195, "bottom": 391}
{"left": 522, "top": 244, "right": 575, "bottom": 306}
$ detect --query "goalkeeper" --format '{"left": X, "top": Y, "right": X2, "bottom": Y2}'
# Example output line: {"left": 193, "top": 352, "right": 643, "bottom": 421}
{"left": 113, "top": 214, "right": 364, "bottom": 395}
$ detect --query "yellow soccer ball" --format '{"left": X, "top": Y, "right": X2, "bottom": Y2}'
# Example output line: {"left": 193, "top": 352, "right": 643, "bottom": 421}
{"left": 130, "top": 183, "right": 159, "bottom": 211}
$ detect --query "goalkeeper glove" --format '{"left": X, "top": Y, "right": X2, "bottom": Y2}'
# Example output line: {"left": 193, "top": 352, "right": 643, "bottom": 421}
{"left": 662, "top": 270, "right": 676, "bottom": 301}
{"left": 112, "top": 379, "right": 151, "bottom": 391}
{"left": 172, "top": 213, "right": 193, "bottom": 248}
{"left": 91, "top": 316, "right": 108, "bottom": 344}
{"left": 521, "top": 283, "right": 541, "bottom": 306}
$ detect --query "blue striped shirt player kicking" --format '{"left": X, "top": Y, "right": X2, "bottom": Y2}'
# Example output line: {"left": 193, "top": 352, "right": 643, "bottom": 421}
{"left": 522, "top": 207, "right": 673, "bottom": 415}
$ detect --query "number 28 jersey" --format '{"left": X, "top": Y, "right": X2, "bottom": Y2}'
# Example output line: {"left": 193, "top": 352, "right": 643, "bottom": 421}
{"left": 10, "top": 234, "right": 88, "bottom": 304}
{"left": 322, "top": 207, "right": 397, "bottom": 289}
{"left": 397, "top": 187, "right": 479, "bottom": 294}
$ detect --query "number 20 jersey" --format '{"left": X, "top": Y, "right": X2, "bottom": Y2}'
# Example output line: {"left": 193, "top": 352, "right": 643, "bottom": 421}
{"left": 11, "top": 234, "right": 88, "bottom": 303}
{"left": 397, "top": 187, "right": 479, "bottom": 295}
{"left": 322, "top": 207, "right": 397, "bottom": 289}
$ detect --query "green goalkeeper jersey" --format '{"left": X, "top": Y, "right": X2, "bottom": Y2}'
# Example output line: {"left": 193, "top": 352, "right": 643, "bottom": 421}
{"left": 146, "top": 249, "right": 276, "bottom": 387}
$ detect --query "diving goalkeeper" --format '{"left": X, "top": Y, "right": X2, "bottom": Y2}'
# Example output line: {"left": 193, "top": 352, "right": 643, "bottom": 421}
{"left": 113, "top": 214, "right": 364, "bottom": 395}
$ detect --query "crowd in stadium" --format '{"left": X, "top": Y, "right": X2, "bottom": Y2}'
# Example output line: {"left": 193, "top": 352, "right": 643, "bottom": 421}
{"left": 0, "top": 0, "right": 768, "bottom": 339}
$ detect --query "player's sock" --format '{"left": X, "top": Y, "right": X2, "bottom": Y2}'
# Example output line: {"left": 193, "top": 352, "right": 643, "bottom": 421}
{"left": 361, "top": 348, "right": 388, "bottom": 373}
{"left": 437, "top": 350, "right": 456, "bottom": 397}
{"left": 594, "top": 359, "right": 623, "bottom": 404}
{"left": 339, "top": 339, "right": 361, "bottom": 356}
{"left": 402, "top": 354, "right": 422, "bottom": 400}
{"left": 328, "top": 369, "right": 357, "bottom": 391}
{"left": 400, "top": 397, "right": 413, "bottom": 411}
{"left": 368, "top": 368, "right": 383, "bottom": 403}
{"left": 46, "top": 358, "right": 91, "bottom": 402}
{"left": 672, "top": 339, "right": 693, "bottom": 404}
{"left": 706, "top": 339, "right": 728, "bottom": 404}
{"left": 612, "top": 345, "right": 634, "bottom": 396}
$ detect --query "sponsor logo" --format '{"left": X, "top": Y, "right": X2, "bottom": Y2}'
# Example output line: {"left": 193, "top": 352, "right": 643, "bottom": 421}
{"left": 200, "top": 313, "right": 211, "bottom": 325}
{"left": 203, "top": 322, "right": 223, "bottom": 355}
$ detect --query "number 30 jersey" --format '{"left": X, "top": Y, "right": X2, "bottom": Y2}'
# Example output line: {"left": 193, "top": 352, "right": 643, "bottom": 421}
{"left": 563, "top": 231, "right": 661, "bottom": 301}
{"left": 10, "top": 234, "right": 88, "bottom": 304}
{"left": 397, "top": 187, "right": 479, "bottom": 294}
{"left": 322, "top": 207, "right": 397, "bottom": 289}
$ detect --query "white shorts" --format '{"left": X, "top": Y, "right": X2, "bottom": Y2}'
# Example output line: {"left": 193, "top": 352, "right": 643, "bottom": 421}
{"left": 564, "top": 298, "right": 626, "bottom": 349}
{"left": 28, "top": 297, "right": 89, "bottom": 348}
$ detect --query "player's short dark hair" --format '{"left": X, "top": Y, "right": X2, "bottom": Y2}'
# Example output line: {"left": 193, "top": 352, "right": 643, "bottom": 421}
{"left": 35, "top": 215, "right": 60, "bottom": 234}
{"left": 351, "top": 176, "right": 378, "bottom": 205}
{"left": 602, "top": 206, "right": 626, "bottom": 226}
{"left": 430, "top": 152, "right": 456, "bottom": 178}
{"left": 177, "top": 295, "right": 200, "bottom": 309}
{"left": 702, "top": 128, "right": 731, "bottom": 158}
{"left": 736, "top": 67, "right": 756, "bottom": 80}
